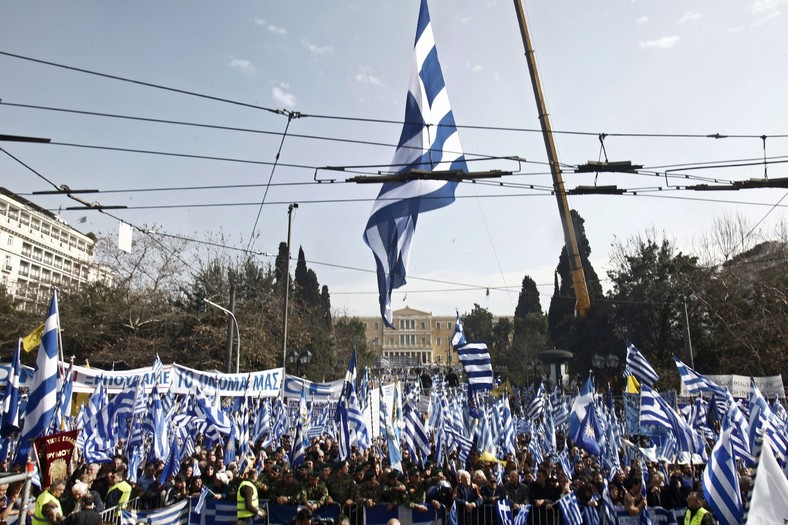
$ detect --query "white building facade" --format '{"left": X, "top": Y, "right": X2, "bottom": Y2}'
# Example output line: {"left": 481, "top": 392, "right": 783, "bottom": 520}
{"left": 0, "top": 187, "right": 107, "bottom": 310}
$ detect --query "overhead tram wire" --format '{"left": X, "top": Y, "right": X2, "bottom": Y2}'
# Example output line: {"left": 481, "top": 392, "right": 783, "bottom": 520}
{"left": 4, "top": 99, "right": 787, "bottom": 145}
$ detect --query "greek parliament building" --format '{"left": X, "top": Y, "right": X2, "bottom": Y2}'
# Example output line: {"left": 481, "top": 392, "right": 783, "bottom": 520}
{"left": 0, "top": 187, "right": 110, "bottom": 310}
{"left": 360, "top": 306, "right": 511, "bottom": 368}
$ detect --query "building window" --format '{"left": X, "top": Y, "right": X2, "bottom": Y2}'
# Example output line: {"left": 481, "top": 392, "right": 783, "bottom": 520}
{"left": 421, "top": 322, "right": 426, "bottom": 329}
{"left": 421, "top": 337, "right": 426, "bottom": 346}
{"left": 436, "top": 337, "right": 441, "bottom": 346}
{"left": 6, "top": 235, "right": 12, "bottom": 247}
{"left": 436, "top": 321, "right": 441, "bottom": 329}
{"left": 374, "top": 321, "right": 379, "bottom": 330}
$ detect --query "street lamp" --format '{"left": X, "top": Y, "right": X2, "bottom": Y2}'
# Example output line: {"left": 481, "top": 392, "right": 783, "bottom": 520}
{"left": 592, "top": 353, "right": 620, "bottom": 383}
{"left": 204, "top": 298, "right": 241, "bottom": 374}
{"left": 287, "top": 349, "right": 313, "bottom": 378}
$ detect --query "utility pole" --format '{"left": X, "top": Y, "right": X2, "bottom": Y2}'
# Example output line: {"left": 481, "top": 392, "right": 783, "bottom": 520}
{"left": 281, "top": 203, "right": 298, "bottom": 376}
{"left": 223, "top": 282, "right": 236, "bottom": 374}
{"left": 682, "top": 297, "right": 694, "bottom": 368}
{"left": 512, "top": 0, "right": 591, "bottom": 317}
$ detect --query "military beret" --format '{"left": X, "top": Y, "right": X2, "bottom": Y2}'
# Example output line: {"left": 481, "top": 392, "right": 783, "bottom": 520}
{"left": 408, "top": 467, "right": 420, "bottom": 477}
{"left": 364, "top": 470, "right": 376, "bottom": 481}
{"left": 335, "top": 460, "right": 348, "bottom": 470}
{"left": 309, "top": 470, "right": 321, "bottom": 478}
{"left": 386, "top": 470, "right": 399, "bottom": 480}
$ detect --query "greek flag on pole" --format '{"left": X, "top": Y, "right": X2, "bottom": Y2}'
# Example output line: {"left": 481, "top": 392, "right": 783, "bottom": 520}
{"left": 456, "top": 343, "right": 493, "bottom": 392}
{"left": 1, "top": 340, "right": 22, "bottom": 437}
{"left": 625, "top": 341, "right": 659, "bottom": 386}
{"left": 451, "top": 310, "right": 467, "bottom": 347}
{"left": 702, "top": 409, "right": 742, "bottom": 525}
{"left": 16, "top": 290, "right": 60, "bottom": 463}
{"left": 556, "top": 492, "right": 583, "bottom": 525}
{"left": 673, "top": 356, "right": 725, "bottom": 396}
{"left": 362, "top": 0, "right": 467, "bottom": 328}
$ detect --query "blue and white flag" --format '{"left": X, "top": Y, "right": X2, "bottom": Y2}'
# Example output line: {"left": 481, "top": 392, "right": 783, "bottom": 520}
{"left": 496, "top": 498, "right": 514, "bottom": 525}
{"left": 456, "top": 343, "right": 493, "bottom": 392}
{"left": 16, "top": 291, "right": 60, "bottom": 463}
{"left": 640, "top": 385, "right": 700, "bottom": 454}
{"left": 451, "top": 310, "right": 467, "bottom": 347}
{"left": 702, "top": 409, "right": 742, "bottom": 525}
{"left": 569, "top": 375, "right": 594, "bottom": 443}
{"left": 362, "top": 0, "right": 467, "bottom": 328}
{"left": 625, "top": 341, "right": 659, "bottom": 386}
{"left": 575, "top": 401, "right": 603, "bottom": 456}
{"left": 1, "top": 340, "right": 22, "bottom": 437}
{"left": 556, "top": 492, "right": 583, "bottom": 525}
{"left": 121, "top": 497, "right": 188, "bottom": 525}
{"left": 673, "top": 356, "right": 725, "bottom": 396}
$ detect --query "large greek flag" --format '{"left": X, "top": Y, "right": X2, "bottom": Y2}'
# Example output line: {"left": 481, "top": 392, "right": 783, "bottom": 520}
{"left": 702, "top": 409, "right": 742, "bottom": 525}
{"left": 16, "top": 290, "right": 60, "bottom": 462}
{"left": 625, "top": 342, "right": 659, "bottom": 386}
{"left": 363, "top": 0, "right": 467, "bottom": 327}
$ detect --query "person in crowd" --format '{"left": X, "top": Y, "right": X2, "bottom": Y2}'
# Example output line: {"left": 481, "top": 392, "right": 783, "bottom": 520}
{"left": 237, "top": 469, "right": 267, "bottom": 525}
{"left": 270, "top": 468, "right": 303, "bottom": 505}
{"left": 325, "top": 461, "right": 355, "bottom": 511}
{"left": 404, "top": 467, "right": 429, "bottom": 512}
{"left": 381, "top": 470, "right": 407, "bottom": 511}
{"left": 454, "top": 470, "right": 482, "bottom": 512}
{"left": 300, "top": 470, "right": 329, "bottom": 512}
{"left": 624, "top": 477, "right": 648, "bottom": 517}
{"left": 33, "top": 480, "right": 65, "bottom": 525}
{"left": 354, "top": 470, "right": 381, "bottom": 508}
{"left": 503, "top": 470, "right": 529, "bottom": 512}
{"left": 479, "top": 474, "right": 506, "bottom": 505}
{"left": 63, "top": 494, "right": 101, "bottom": 525}
{"left": 684, "top": 491, "right": 715, "bottom": 525}
{"left": 104, "top": 467, "right": 132, "bottom": 512}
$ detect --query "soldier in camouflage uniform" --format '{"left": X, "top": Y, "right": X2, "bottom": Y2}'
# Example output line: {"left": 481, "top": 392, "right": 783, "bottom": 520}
{"left": 325, "top": 461, "right": 356, "bottom": 510}
{"left": 270, "top": 468, "right": 303, "bottom": 505}
{"left": 354, "top": 470, "right": 382, "bottom": 508}
{"left": 404, "top": 468, "right": 429, "bottom": 512}
{"left": 381, "top": 470, "right": 407, "bottom": 510}
{"left": 300, "top": 470, "right": 330, "bottom": 512}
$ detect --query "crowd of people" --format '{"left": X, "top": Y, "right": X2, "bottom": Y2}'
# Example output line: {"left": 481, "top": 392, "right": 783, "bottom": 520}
{"left": 0, "top": 421, "right": 731, "bottom": 525}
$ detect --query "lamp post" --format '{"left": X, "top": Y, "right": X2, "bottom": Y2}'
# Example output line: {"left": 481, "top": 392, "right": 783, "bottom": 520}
{"left": 592, "top": 353, "right": 620, "bottom": 384}
{"left": 281, "top": 203, "right": 298, "bottom": 376}
{"left": 204, "top": 298, "right": 241, "bottom": 374}
{"left": 287, "top": 349, "right": 313, "bottom": 378}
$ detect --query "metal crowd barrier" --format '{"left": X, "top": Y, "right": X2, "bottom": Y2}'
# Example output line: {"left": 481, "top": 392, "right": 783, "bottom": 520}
{"left": 98, "top": 495, "right": 143, "bottom": 525}
{"left": 460, "top": 503, "right": 688, "bottom": 525}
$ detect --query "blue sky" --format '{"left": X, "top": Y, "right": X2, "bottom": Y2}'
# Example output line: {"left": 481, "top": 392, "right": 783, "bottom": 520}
{"left": 1, "top": 0, "right": 787, "bottom": 319}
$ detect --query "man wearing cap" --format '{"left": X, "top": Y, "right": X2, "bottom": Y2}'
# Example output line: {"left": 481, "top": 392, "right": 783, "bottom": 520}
{"left": 405, "top": 468, "right": 429, "bottom": 512}
{"left": 271, "top": 467, "right": 303, "bottom": 505}
{"left": 237, "top": 469, "right": 267, "bottom": 525}
{"left": 381, "top": 470, "right": 407, "bottom": 511}
{"left": 300, "top": 470, "right": 330, "bottom": 512}
{"left": 354, "top": 470, "right": 381, "bottom": 508}
{"left": 325, "top": 461, "right": 355, "bottom": 509}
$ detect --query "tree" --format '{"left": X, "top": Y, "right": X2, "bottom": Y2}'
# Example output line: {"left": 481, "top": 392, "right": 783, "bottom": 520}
{"left": 605, "top": 233, "right": 702, "bottom": 385}
{"left": 461, "top": 304, "right": 494, "bottom": 344}
{"left": 514, "top": 275, "right": 541, "bottom": 318}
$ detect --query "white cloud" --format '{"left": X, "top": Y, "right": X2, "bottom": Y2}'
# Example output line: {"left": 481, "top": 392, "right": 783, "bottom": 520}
{"left": 678, "top": 11, "right": 702, "bottom": 23}
{"left": 272, "top": 84, "right": 296, "bottom": 107}
{"left": 305, "top": 41, "right": 333, "bottom": 55}
{"left": 748, "top": 0, "right": 785, "bottom": 26}
{"left": 472, "top": 64, "right": 484, "bottom": 73}
{"left": 456, "top": 15, "right": 472, "bottom": 25}
{"left": 638, "top": 36, "right": 680, "bottom": 49}
{"left": 636, "top": 16, "right": 650, "bottom": 24}
{"left": 254, "top": 17, "right": 287, "bottom": 34}
{"left": 228, "top": 57, "right": 256, "bottom": 75}
{"left": 355, "top": 70, "right": 383, "bottom": 86}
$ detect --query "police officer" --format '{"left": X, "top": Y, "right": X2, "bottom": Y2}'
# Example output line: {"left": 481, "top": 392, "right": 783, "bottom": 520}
{"left": 237, "top": 469, "right": 267, "bottom": 525}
